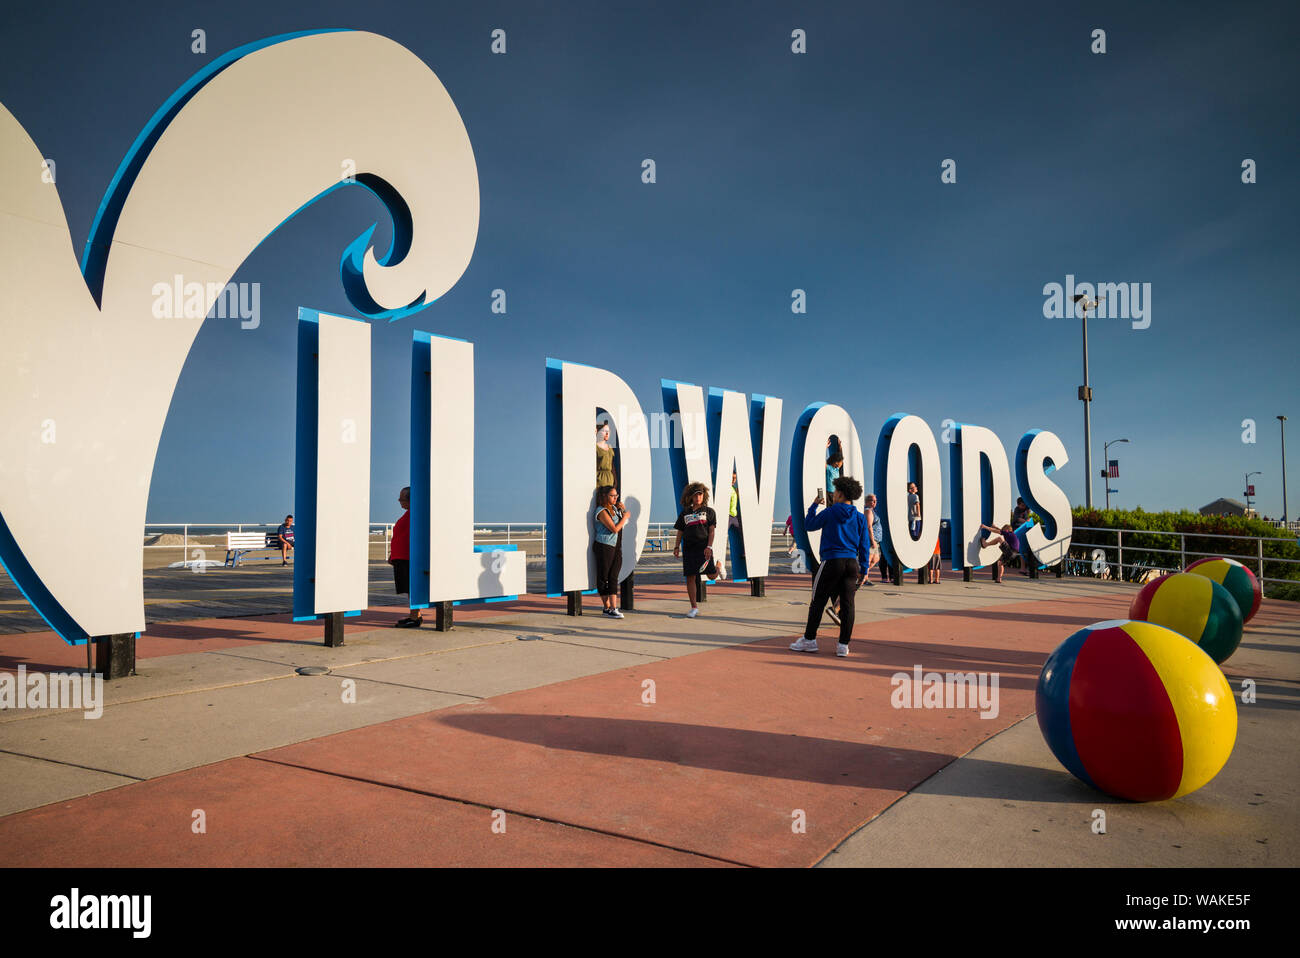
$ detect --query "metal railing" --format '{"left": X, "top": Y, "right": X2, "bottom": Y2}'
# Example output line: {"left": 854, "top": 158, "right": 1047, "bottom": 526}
{"left": 1069, "top": 524, "right": 1300, "bottom": 589}
{"left": 141, "top": 518, "right": 797, "bottom": 565}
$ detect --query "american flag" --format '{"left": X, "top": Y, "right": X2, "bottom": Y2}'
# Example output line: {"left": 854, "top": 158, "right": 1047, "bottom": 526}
{"left": 1107, "top": 460, "right": 1120, "bottom": 478}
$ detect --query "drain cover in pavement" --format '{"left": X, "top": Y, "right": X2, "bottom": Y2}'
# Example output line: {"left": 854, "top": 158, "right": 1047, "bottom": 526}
{"left": 517, "top": 635, "right": 544, "bottom": 641}
{"left": 295, "top": 666, "right": 330, "bottom": 676}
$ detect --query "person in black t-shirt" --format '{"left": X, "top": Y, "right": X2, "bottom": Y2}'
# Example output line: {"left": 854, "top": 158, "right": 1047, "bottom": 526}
{"left": 673, "top": 481, "right": 717, "bottom": 619}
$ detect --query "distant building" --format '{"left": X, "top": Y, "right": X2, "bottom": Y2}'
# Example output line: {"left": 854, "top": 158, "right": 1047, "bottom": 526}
{"left": 1199, "top": 497, "right": 1247, "bottom": 517}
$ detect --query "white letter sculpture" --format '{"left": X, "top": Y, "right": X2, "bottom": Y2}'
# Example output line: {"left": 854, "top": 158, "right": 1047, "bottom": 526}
{"left": 0, "top": 31, "right": 479, "bottom": 643}
{"left": 410, "top": 334, "right": 527, "bottom": 607}
{"left": 662, "top": 381, "right": 783, "bottom": 580}
{"left": 545, "top": 360, "right": 652, "bottom": 594}
{"left": 947, "top": 424, "right": 1012, "bottom": 570}
{"left": 788, "top": 403, "right": 866, "bottom": 561}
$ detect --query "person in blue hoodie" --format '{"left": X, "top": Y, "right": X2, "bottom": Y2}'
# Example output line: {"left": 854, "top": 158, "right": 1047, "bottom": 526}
{"left": 790, "top": 475, "right": 869, "bottom": 657}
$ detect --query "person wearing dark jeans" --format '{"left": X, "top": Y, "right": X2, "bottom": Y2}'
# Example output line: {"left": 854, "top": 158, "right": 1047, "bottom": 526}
{"left": 791, "top": 476, "right": 870, "bottom": 657}
{"left": 593, "top": 485, "right": 629, "bottom": 617}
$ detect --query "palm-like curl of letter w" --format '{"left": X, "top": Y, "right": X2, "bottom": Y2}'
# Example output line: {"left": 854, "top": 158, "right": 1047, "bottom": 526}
{"left": 0, "top": 31, "right": 479, "bottom": 643}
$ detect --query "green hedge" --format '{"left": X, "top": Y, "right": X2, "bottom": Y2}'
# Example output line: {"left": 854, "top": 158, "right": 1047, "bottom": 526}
{"left": 1070, "top": 508, "right": 1300, "bottom": 600}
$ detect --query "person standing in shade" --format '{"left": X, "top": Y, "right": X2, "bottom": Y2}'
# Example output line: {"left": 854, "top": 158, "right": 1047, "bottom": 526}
{"left": 863, "top": 494, "right": 882, "bottom": 586}
{"left": 790, "top": 476, "right": 869, "bottom": 657}
{"left": 979, "top": 522, "right": 1020, "bottom": 584}
{"left": 596, "top": 420, "right": 616, "bottom": 489}
{"left": 672, "top": 482, "right": 716, "bottom": 619}
{"left": 593, "top": 485, "right": 629, "bottom": 618}
{"left": 907, "top": 481, "right": 922, "bottom": 538}
{"left": 389, "top": 486, "right": 422, "bottom": 628}
{"left": 276, "top": 514, "right": 294, "bottom": 565}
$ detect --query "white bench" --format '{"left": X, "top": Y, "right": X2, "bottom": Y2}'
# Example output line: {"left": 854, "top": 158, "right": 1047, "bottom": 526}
{"left": 224, "top": 531, "right": 284, "bottom": 567}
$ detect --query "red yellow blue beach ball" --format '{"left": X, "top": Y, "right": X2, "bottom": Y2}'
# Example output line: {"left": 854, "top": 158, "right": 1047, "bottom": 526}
{"left": 1129, "top": 572, "right": 1244, "bottom": 664}
{"left": 1185, "top": 556, "right": 1262, "bottom": 624}
{"left": 1036, "top": 620, "right": 1237, "bottom": 801}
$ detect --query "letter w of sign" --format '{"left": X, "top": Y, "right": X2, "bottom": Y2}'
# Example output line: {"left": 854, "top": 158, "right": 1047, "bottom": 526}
{"left": 0, "top": 31, "right": 480, "bottom": 643}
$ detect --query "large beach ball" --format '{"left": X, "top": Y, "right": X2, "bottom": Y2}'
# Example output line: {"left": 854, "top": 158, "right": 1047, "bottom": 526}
{"left": 1129, "top": 572, "right": 1244, "bottom": 664}
{"left": 1185, "top": 556, "right": 1262, "bottom": 624}
{"left": 1036, "top": 620, "right": 1236, "bottom": 801}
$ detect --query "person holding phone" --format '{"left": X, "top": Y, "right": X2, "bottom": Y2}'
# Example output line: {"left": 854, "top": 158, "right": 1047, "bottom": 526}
{"left": 593, "top": 485, "right": 629, "bottom": 618}
{"left": 790, "top": 476, "right": 870, "bottom": 657}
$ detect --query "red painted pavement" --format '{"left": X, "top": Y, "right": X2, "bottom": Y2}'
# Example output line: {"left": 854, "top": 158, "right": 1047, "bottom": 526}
{"left": 0, "top": 757, "right": 729, "bottom": 867}
{"left": 2, "top": 591, "right": 1296, "bottom": 867}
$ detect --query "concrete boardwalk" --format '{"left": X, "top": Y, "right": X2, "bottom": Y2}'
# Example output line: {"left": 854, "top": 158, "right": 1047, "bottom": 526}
{"left": 0, "top": 574, "right": 1295, "bottom": 867}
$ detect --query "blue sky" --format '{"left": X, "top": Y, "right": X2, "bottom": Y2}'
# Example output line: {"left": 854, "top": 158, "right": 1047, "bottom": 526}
{"left": 3, "top": 0, "right": 1296, "bottom": 523}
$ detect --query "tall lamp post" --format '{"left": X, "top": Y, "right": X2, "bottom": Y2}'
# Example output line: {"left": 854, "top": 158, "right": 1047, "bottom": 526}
{"left": 1245, "top": 471, "right": 1262, "bottom": 516}
{"left": 1280, "top": 415, "right": 1289, "bottom": 523}
{"left": 1103, "top": 438, "right": 1129, "bottom": 510}
{"left": 1076, "top": 295, "right": 1105, "bottom": 509}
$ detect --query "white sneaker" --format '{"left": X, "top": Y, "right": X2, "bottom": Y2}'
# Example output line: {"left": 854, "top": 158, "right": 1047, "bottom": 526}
{"left": 611, "top": 609, "right": 625, "bottom": 618}
{"left": 716, "top": 564, "right": 726, "bottom": 580}
{"left": 687, "top": 607, "right": 699, "bottom": 618}
{"left": 836, "top": 643, "right": 849, "bottom": 657}
{"left": 789, "top": 637, "right": 819, "bottom": 653}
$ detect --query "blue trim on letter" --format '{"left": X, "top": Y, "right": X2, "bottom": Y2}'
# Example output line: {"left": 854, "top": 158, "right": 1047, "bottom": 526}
{"left": 545, "top": 359, "right": 565, "bottom": 594}
{"left": 788, "top": 402, "right": 824, "bottom": 560}
{"left": 293, "top": 309, "right": 320, "bottom": 620}
{"left": 410, "top": 332, "right": 433, "bottom": 609}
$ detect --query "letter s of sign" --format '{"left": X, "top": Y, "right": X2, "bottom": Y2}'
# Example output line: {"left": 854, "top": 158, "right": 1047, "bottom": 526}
{"left": 0, "top": 31, "right": 480, "bottom": 645}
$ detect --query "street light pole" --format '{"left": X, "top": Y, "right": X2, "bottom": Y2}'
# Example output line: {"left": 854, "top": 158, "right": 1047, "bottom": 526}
{"left": 1280, "top": 416, "right": 1290, "bottom": 523}
{"left": 1245, "top": 470, "right": 1262, "bottom": 516}
{"left": 1081, "top": 311, "right": 1093, "bottom": 509}
{"left": 1103, "top": 438, "right": 1129, "bottom": 510}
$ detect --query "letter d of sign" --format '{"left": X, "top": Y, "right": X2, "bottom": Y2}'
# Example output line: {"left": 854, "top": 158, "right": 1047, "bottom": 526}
{"left": 545, "top": 360, "right": 652, "bottom": 595}
{"left": 947, "top": 424, "right": 1011, "bottom": 570}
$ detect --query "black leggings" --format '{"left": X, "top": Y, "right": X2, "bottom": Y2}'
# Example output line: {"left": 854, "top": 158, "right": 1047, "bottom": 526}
{"left": 593, "top": 541, "right": 622, "bottom": 596}
{"left": 804, "top": 558, "right": 861, "bottom": 644}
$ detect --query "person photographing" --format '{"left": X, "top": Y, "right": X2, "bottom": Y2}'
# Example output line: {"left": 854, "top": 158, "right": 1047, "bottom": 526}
{"left": 790, "top": 476, "right": 870, "bottom": 657}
